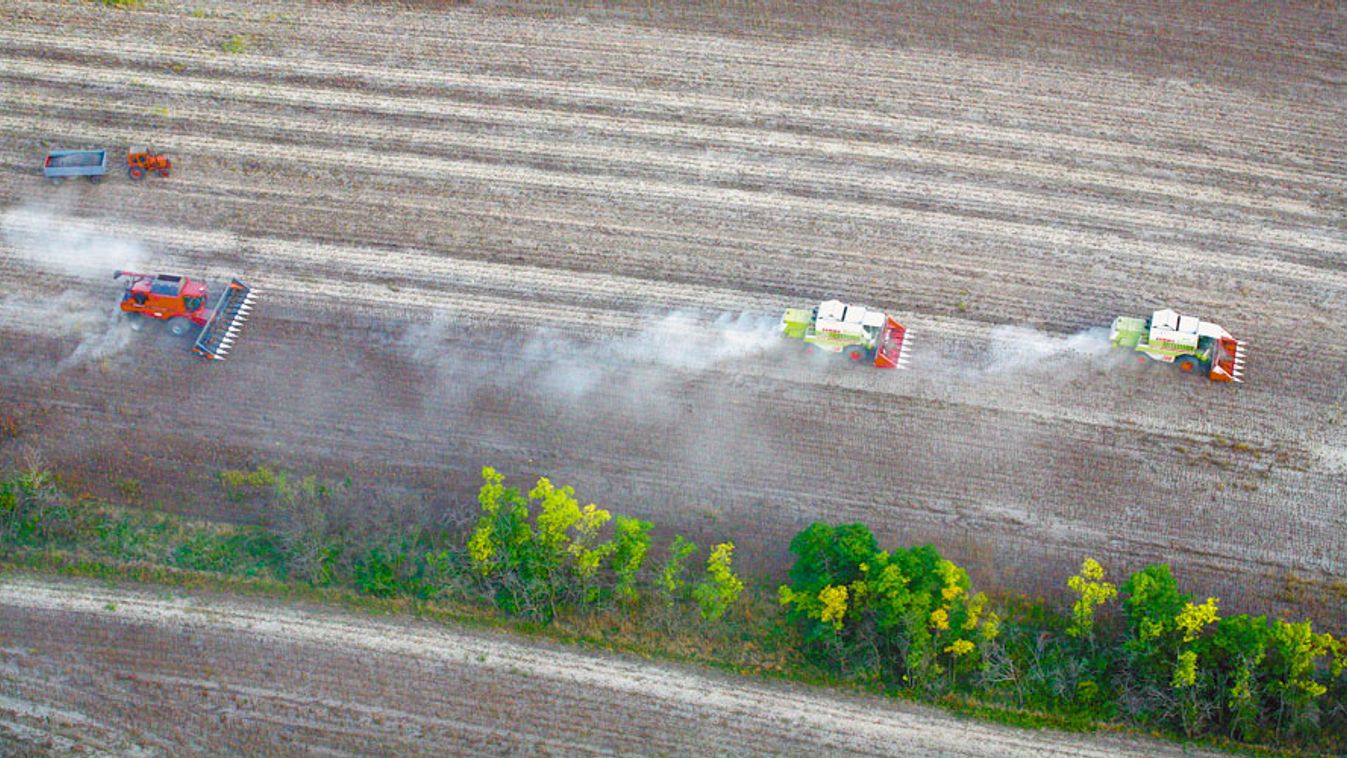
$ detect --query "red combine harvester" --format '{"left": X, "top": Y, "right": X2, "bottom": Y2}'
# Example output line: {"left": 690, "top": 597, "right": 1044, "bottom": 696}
{"left": 113, "top": 271, "right": 257, "bottom": 360}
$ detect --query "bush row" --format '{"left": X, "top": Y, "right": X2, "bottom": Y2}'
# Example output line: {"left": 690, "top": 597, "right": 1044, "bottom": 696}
{"left": 3, "top": 467, "right": 1343, "bottom": 752}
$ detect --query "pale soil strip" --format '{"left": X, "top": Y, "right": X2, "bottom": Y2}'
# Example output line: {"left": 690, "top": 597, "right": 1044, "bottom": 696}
{"left": 4, "top": 84, "right": 1340, "bottom": 259}
{"left": 0, "top": 574, "right": 1224, "bottom": 757}
{"left": 4, "top": 2, "right": 1339, "bottom": 145}
{"left": 1, "top": 24, "right": 1342, "bottom": 188}
{"left": 2, "top": 115, "right": 1340, "bottom": 288}
{"left": 2, "top": 63, "right": 1330, "bottom": 223}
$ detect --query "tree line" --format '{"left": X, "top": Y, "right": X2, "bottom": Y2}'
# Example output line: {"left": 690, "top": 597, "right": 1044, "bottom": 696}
{"left": 777, "top": 521, "right": 1346, "bottom": 746}
{"left": 3, "top": 466, "right": 1343, "bottom": 752}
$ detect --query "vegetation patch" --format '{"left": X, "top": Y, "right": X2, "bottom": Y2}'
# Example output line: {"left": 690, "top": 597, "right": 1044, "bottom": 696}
{"left": 1, "top": 465, "right": 1342, "bottom": 755}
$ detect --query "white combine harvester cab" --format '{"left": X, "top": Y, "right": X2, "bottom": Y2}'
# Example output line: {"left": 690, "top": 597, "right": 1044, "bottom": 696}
{"left": 814, "top": 300, "right": 885, "bottom": 342}
{"left": 1147, "top": 308, "right": 1201, "bottom": 350}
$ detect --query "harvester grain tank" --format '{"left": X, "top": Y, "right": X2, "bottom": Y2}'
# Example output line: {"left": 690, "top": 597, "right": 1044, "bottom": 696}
{"left": 113, "top": 271, "right": 258, "bottom": 360}
{"left": 780, "top": 299, "right": 911, "bottom": 368}
{"left": 1110, "top": 308, "right": 1245, "bottom": 382}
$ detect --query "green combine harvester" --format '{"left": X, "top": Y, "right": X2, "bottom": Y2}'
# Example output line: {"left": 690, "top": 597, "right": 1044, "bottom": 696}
{"left": 780, "top": 299, "right": 911, "bottom": 368}
{"left": 1110, "top": 308, "right": 1246, "bottom": 383}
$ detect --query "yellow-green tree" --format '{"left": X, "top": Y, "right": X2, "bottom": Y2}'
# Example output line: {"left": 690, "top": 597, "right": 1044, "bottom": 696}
{"left": 1066, "top": 558, "right": 1117, "bottom": 641}
{"left": 693, "top": 542, "right": 744, "bottom": 621}
{"left": 465, "top": 469, "right": 636, "bottom": 619}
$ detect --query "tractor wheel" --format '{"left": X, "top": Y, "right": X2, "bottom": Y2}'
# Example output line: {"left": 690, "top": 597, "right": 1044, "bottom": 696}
{"left": 128, "top": 167, "right": 145, "bottom": 181}
{"left": 169, "top": 319, "right": 190, "bottom": 337}
{"left": 133, "top": 292, "right": 148, "bottom": 305}
{"left": 1175, "top": 356, "right": 1202, "bottom": 375}
{"left": 843, "top": 345, "right": 868, "bottom": 363}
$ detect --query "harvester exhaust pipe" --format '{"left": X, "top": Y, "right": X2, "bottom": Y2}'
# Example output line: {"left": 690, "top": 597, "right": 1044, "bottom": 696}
{"left": 193, "top": 278, "right": 258, "bottom": 360}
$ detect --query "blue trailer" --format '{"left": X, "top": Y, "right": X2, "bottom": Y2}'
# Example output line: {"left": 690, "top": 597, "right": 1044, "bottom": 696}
{"left": 43, "top": 149, "right": 109, "bottom": 184}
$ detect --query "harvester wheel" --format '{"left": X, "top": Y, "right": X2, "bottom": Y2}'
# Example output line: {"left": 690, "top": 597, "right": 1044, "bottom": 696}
{"left": 843, "top": 345, "right": 867, "bottom": 363}
{"left": 1175, "top": 356, "right": 1201, "bottom": 375}
{"left": 128, "top": 167, "right": 145, "bottom": 181}
{"left": 169, "top": 319, "right": 190, "bottom": 337}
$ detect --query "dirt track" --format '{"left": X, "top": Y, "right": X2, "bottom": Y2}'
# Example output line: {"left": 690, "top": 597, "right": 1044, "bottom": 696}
{"left": 0, "top": 572, "right": 1232, "bottom": 756}
{"left": 0, "top": 0, "right": 1345, "bottom": 625}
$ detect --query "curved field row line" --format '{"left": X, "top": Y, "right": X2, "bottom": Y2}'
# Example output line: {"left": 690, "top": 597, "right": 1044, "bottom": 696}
{"left": 2, "top": 28, "right": 1342, "bottom": 188}
{"left": 4, "top": 138, "right": 1339, "bottom": 387}
{"left": 3, "top": 113, "right": 1340, "bottom": 292}
{"left": 3, "top": 59, "right": 1331, "bottom": 220}
{"left": 0, "top": 576, "right": 1227, "bottom": 757}
{"left": 0, "top": 250, "right": 1305, "bottom": 452}
{"left": 4, "top": 145, "right": 1339, "bottom": 385}
{"left": 289, "top": 26, "right": 1345, "bottom": 150}
{"left": 5, "top": 2, "right": 1337, "bottom": 148}
{"left": 5, "top": 80, "right": 1339, "bottom": 259}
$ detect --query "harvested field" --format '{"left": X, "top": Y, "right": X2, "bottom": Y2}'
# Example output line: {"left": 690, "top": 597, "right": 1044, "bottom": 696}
{"left": 1, "top": 0, "right": 1345, "bottom": 638}
{"left": 0, "top": 572, "right": 1230, "bottom": 756}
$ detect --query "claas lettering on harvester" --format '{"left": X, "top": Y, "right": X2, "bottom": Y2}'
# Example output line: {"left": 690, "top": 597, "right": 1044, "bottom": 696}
{"left": 780, "top": 299, "right": 911, "bottom": 369}
{"left": 1110, "top": 308, "right": 1246, "bottom": 383}
{"left": 113, "top": 270, "right": 258, "bottom": 361}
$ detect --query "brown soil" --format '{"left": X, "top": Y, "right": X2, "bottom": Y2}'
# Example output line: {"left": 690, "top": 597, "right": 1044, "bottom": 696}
{"left": 0, "top": 0, "right": 1343, "bottom": 634}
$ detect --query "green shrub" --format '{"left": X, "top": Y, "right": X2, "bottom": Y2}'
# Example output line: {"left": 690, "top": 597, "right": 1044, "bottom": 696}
{"left": 220, "top": 34, "right": 249, "bottom": 54}
{"left": 171, "top": 530, "right": 284, "bottom": 577}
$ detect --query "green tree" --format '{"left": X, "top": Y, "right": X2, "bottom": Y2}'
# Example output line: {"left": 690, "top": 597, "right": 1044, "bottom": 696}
{"left": 779, "top": 523, "right": 995, "bottom": 689}
{"left": 1120, "top": 564, "right": 1221, "bottom": 735}
{"left": 1264, "top": 619, "right": 1334, "bottom": 740}
{"left": 610, "top": 516, "right": 652, "bottom": 605}
{"left": 657, "top": 535, "right": 698, "bottom": 606}
{"left": 1203, "top": 614, "right": 1271, "bottom": 741}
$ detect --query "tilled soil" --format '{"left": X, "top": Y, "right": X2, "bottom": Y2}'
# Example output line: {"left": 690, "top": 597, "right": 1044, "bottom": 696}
{"left": 0, "top": 573, "right": 1230, "bottom": 756}
{"left": 0, "top": 0, "right": 1345, "bottom": 630}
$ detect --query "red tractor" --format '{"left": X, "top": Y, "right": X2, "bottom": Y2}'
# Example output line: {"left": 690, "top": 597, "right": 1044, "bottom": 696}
{"left": 126, "top": 147, "right": 171, "bottom": 181}
{"left": 114, "top": 271, "right": 257, "bottom": 360}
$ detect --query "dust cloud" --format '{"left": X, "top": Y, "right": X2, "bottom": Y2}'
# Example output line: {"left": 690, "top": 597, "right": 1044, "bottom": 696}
{"left": 521, "top": 311, "right": 784, "bottom": 398}
{"left": 907, "top": 324, "right": 1118, "bottom": 382}
{"left": 983, "top": 325, "right": 1113, "bottom": 374}
{"left": 2, "top": 204, "right": 150, "bottom": 276}
{"left": 0, "top": 203, "right": 149, "bottom": 370}
{"left": 395, "top": 309, "right": 787, "bottom": 421}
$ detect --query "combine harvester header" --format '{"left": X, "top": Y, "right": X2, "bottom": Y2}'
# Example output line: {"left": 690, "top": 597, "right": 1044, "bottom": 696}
{"left": 113, "top": 271, "right": 258, "bottom": 361}
{"left": 1110, "top": 308, "right": 1246, "bottom": 382}
{"left": 193, "top": 278, "right": 257, "bottom": 361}
{"left": 780, "top": 299, "right": 910, "bottom": 368}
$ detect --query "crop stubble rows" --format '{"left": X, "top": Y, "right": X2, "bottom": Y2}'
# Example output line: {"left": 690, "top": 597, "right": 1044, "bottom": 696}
{"left": 0, "top": 574, "right": 1231, "bottom": 756}
{"left": 0, "top": 0, "right": 1344, "bottom": 619}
